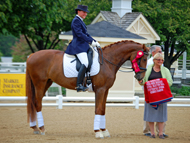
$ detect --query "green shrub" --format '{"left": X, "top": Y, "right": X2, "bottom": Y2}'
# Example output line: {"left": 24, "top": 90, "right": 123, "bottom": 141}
{"left": 61, "top": 87, "right": 66, "bottom": 96}
{"left": 171, "top": 86, "right": 190, "bottom": 96}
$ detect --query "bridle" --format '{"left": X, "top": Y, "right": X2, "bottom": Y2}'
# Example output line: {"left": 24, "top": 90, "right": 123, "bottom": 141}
{"left": 96, "top": 46, "right": 149, "bottom": 73}
{"left": 135, "top": 51, "right": 149, "bottom": 74}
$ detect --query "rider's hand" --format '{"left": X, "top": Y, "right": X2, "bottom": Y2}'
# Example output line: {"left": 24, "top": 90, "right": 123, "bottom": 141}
{"left": 96, "top": 41, "right": 100, "bottom": 47}
{"left": 91, "top": 40, "right": 97, "bottom": 47}
{"left": 91, "top": 40, "right": 100, "bottom": 47}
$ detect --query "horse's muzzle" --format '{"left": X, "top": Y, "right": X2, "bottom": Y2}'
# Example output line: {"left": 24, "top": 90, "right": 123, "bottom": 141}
{"left": 134, "top": 72, "right": 143, "bottom": 81}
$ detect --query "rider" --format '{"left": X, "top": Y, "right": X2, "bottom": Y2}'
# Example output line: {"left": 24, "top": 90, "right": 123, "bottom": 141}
{"left": 65, "top": 5, "right": 100, "bottom": 92}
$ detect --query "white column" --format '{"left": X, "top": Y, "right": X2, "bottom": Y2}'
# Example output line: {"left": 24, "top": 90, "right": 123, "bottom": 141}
{"left": 111, "top": 0, "right": 133, "bottom": 17}
{"left": 56, "top": 95, "right": 63, "bottom": 109}
{"left": 182, "top": 51, "right": 187, "bottom": 80}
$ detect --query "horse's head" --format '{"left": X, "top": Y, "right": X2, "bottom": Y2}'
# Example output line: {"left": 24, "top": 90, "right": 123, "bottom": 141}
{"left": 130, "top": 44, "right": 149, "bottom": 81}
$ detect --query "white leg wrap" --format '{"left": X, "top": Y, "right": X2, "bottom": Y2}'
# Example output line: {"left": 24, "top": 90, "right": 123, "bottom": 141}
{"left": 100, "top": 115, "right": 106, "bottom": 129}
{"left": 30, "top": 117, "right": 36, "bottom": 127}
{"left": 37, "top": 111, "right": 44, "bottom": 128}
{"left": 94, "top": 115, "right": 101, "bottom": 130}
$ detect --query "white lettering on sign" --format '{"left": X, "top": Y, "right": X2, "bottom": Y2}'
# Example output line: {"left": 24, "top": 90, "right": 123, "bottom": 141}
{"left": 146, "top": 79, "right": 165, "bottom": 94}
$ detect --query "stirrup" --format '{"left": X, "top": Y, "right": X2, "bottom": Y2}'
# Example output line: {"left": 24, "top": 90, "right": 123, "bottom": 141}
{"left": 76, "top": 84, "right": 88, "bottom": 92}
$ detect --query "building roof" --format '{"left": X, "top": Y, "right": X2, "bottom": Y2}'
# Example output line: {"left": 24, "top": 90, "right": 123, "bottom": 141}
{"left": 99, "top": 11, "right": 121, "bottom": 27}
{"left": 62, "top": 20, "right": 146, "bottom": 39}
{"left": 92, "top": 11, "right": 142, "bottom": 30}
{"left": 121, "top": 12, "right": 142, "bottom": 29}
{"left": 91, "top": 11, "right": 160, "bottom": 43}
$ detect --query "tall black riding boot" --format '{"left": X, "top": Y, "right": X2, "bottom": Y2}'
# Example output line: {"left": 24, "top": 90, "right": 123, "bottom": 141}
{"left": 76, "top": 64, "right": 89, "bottom": 92}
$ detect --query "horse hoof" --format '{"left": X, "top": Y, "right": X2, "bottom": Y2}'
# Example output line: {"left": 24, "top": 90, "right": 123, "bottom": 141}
{"left": 95, "top": 131, "right": 104, "bottom": 139}
{"left": 33, "top": 131, "right": 40, "bottom": 134}
{"left": 102, "top": 129, "right": 110, "bottom": 137}
{"left": 41, "top": 132, "right": 45, "bottom": 135}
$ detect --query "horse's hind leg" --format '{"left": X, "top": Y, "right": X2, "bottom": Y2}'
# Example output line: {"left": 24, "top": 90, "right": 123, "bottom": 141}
{"left": 34, "top": 84, "right": 48, "bottom": 135}
{"left": 30, "top": 122, "right": 40, "bottom": 134}
{"left": 29, "top": 80, "right": 52, "bottom": 135}
{"left": 31, "top": 80, "right": 52, "bottom": 135}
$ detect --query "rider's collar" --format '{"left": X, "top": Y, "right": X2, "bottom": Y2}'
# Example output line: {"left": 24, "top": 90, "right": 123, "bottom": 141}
{"left": 76, "top": 15, "right": 83, "bottom": 21}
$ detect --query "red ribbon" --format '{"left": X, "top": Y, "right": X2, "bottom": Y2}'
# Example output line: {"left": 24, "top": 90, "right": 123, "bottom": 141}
{"left": 132, "top": 51, "right": 144, "bottom": 73}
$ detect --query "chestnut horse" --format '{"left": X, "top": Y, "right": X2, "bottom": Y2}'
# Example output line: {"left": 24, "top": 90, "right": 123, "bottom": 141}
{"left": 26, "top": 40, "right": 149, "bottom": 137}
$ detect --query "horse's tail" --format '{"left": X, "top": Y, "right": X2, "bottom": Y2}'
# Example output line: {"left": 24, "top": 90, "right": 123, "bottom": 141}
{"left": 26, "top": 66, "right": 36, "bottom": 123}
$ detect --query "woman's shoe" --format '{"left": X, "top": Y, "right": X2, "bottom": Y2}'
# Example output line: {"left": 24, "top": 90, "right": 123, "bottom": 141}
{"left": 163, "top": 134, "right": 168, "bottom": 138}
{"left": 159, "top": 134, "right": 165, "bottom": 139}
{"left": 150, "top": 134, "right": 155, "bottom": 138}
{"left": 144, "top": 133, "right": 151, "bottom": 137}
{"left": 157, "top": 133, "right": 168, "bottom": 138}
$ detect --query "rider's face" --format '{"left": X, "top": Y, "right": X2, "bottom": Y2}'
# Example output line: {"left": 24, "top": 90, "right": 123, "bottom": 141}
{"left": 78, "top": 10, "right": 87, "bottom": 19}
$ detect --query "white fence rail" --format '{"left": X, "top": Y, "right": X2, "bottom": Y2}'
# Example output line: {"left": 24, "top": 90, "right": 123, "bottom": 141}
{"left": 0, "top": 62, "right": 26, "bottom": 73}
{"left": 178, "top": 60, "right": 190, "bottom": 70}
{"left": 0, "top": 95, "right": 190, "bottom": 109}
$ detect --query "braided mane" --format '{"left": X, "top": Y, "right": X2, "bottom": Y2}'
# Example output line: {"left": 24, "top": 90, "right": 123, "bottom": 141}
{"left": 102, "top": 40, "right": 142, "bottom": 50}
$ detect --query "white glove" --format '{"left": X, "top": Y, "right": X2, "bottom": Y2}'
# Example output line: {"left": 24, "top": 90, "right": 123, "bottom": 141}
{"left": 91, "top": 40, "right": 100, "bottom": 47}
{"left": 91, "top": 40, "right": 97, "bottom": 47}
{"left": 96, "top": 41, "right": 100, "bottom": 47}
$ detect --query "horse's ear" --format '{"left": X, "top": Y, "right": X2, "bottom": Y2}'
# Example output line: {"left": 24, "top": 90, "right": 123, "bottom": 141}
{"left": 143, "top": 44, "right": 150, "bottom": 52}
{"left": 146, "top": 47, "right": 150, "bottom": 51}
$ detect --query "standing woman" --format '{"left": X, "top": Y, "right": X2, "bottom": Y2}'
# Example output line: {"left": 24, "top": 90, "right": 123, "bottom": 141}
{"left": 65, "top": 5, "right": 100, "bottom": 92}
{"left": 139, "top": 53, "right": 173, "bottom": 139}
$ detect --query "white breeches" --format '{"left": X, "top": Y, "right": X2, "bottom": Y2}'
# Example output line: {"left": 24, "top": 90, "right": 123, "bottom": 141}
{"left": 76, "top": 52, "right": 89, "bottom": 68}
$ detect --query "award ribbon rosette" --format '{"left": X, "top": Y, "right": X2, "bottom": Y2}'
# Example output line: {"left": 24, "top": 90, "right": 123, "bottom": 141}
{"left": 132, "top": 51, "right": 144, "bottom": 73}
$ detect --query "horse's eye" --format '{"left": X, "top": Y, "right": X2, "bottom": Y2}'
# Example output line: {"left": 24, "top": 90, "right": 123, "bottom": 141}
{"left": 143, "top": 59, "right": 146, "bottom": 61}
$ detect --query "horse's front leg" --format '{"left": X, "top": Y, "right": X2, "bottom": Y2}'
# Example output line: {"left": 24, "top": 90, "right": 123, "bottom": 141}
{"left": 94, "top": 88, "right": 110, "bottom": 139}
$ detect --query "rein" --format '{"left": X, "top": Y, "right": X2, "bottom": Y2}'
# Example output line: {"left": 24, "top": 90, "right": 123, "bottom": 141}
{"left": 96, "top": 46, "right": 149, "bottom": 73}
{"left": 97, "top": 47, "right": 133, "bottom": 72}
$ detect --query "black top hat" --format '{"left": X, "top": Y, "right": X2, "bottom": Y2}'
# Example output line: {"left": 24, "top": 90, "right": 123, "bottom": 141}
{"left": 75, "top": 5, "right": 89, "bottom": 13}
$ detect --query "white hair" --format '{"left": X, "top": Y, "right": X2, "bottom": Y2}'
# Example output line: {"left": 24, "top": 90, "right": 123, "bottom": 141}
{"left": 153, "top": 53, "right": 164, "bottom": 60}
{"left": 150, "top": 45, "right": 162, "bottom": 53}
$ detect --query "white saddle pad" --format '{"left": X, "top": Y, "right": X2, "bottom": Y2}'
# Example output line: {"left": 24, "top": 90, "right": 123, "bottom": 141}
{"left": 63, "top": 47, "right": 100, "bottom": 78}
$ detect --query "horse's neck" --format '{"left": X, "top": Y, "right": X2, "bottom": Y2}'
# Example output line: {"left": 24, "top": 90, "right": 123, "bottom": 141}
{"left": 103, "top": 45, "right": 138, "bottom": 68}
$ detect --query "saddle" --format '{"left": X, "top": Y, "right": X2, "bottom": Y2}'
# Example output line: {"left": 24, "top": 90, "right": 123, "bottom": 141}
{"left": 72, "top": 48, "right": 93, "bottom": 85}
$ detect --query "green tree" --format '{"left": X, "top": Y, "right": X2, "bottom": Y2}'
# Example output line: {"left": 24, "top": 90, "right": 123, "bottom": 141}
{"left": 63, "top": 0, "right": 112, "bottom": 25}
{"left": 0, "top": 0, "right": 71, "bottom": 53}
{"left": 11, "top": 35, "right": 36, "bottom": 62}
{"left": 0, "top": 0, "right": 111, "bottom": 55}
{"left": 0, "top": 34, "right": 17, "bottom": 56}
{"left": 133, "top": 0, "right": 190, "bottom": 69}
{"left": 0, "top": 50, "right": 3, "bottom": 62}
{"left": 12, "top": 35, "right": 68, "bottom": 62}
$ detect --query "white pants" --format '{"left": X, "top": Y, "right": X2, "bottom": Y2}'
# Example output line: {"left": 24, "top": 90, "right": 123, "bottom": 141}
{"left": 76, "top": 52, "right": 89, "bottom": 68}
